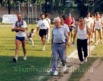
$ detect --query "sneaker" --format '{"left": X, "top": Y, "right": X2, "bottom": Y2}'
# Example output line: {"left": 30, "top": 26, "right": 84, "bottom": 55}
{"left": 84, "top": 57, "right": 88, "bottom": 62}
{"left": 13, "top": 58, "right": 17, "bottom": 63}
{"left": 23, "top": 56, "right": 27, "bottom": 61}
{"left": 42, "top": 48, "right": 45, "bottom": 51}
{"left": 62, "top": 65, "right": 67, "bottom": 72}
{"left": 47, "top": 69, "right": 52, "bottom": 73}
{"left": 53, "top": 71, "right": 59, "bottom": 76}
{"left": 42, "top": 46, "right": 45, "bottom": 51}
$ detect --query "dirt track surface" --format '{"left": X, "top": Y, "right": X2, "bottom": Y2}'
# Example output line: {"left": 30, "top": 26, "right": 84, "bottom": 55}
{"left": 80, "top": 59, "right": 103, "bottom": 81}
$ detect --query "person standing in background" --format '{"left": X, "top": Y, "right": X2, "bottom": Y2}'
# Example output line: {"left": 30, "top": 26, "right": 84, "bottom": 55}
{"left": 84, "top": 12, "right": 94, "bottom": 42}
{"left": 28, "top": 28, "right": 36, "bottom": 48}
{"left": 64, "top": 13, "right": 75, "bottom": 42}
{"left": 93, "top": 12, "right": 103, "bottom": 45}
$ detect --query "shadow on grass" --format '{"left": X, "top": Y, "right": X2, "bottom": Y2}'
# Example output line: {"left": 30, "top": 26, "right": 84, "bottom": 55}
{"left": 0, "top": 56, "right": 51, "bottom": 81}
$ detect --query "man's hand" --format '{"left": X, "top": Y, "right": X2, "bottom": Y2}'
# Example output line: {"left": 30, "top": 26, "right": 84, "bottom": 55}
{"left": 66, "top": 42, "right": 70, "bottom": 47}
{"left": 12, "top": 27, "right": 26, "bottom": 32}
{"left": 12, "top": 27, "right": 19, "bottom": 32}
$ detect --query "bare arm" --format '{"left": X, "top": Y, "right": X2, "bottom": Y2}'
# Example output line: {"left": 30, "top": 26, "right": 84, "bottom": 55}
{"left": 12, "top": 27, "right": 26, "bottom": 32}
{"left": 73, "top": 27, "right": 77, "bottom": 44}
{"left": 90, "top": 22, "right": 93, "bottom": 31}
{"left": 66, "top": 35, "right": 70, "bottom": 47}
{"left": 93, "top": 21, "right": 95, "bottom": 32}
{"left": 68, "top": 32, "right": 70, "bottom": 43}
{"left": 36, "top": 27, "right": 39, "bottom": 34}
{"left": 86, "top": 26, "right": 91, "bottom": 41}
{"left": 101, "top": 21, "right": 103, "bottom": 27}
{"left": 87, "top": 26, "right": 91, "bottom": 36}
{"left": 12, "top": 27, "right": 18, "bottom": 32}
{"left": 19, "top": 28, "right": 26, "bottom": 32}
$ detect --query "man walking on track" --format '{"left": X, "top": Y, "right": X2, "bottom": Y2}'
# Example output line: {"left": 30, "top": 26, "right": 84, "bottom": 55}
{"left": 12, "top": 13, "right": 27, "bottom": 63}
{"left": 51, "top": 17, "right": 69, "bottom": 76}
{"left": 37, "top": 14, "right": 49, "bottom": 51}
{"left": 73, "top": 17, "right": 91, "bottom": 64}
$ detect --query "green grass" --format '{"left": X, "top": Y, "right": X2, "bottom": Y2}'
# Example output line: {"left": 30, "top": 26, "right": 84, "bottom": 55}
{"left": 0, "top": 25, "right": 76, "bottom": 81}
{"left": 91, "top": 43, "right": 103, "bottom": 57}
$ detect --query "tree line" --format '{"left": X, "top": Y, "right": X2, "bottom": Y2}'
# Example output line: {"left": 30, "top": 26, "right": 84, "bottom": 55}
{"left": 0, "top": 0, "right": 103, "bottom": 17}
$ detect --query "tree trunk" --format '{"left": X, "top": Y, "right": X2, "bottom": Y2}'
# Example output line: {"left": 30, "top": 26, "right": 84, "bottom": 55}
{"left": 8, "top": 0, "right": 11, "bottom": 14}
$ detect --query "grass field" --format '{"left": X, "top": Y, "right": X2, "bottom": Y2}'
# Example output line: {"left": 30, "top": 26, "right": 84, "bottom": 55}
{"left": 0, "top": 24, "right": 76, "bottom": 81}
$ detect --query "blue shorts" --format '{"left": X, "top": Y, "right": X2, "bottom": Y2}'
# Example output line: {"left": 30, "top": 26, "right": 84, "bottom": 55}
{"left": 16, "top": 36, "right": 25, "bottom": 41}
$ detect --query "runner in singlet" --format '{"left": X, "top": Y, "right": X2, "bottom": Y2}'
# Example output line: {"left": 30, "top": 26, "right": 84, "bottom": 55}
{"left": 73, "top": 17, "right": 90, "bottom": 64}
{"left": 93, "top": 12, "right": 103, "bottom": 45}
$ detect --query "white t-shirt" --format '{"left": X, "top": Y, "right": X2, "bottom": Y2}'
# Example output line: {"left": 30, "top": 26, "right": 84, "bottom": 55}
{"left": 84, "top": 17, "right": 93, "bottom": 28}
{"left": 61, "top": 24, "right": 70, "bottom": 33}
{"left": 12, "top": 20, "right": 27, "bottom": 37}
{"left": 45, "top": 18, "right": 51, "bottom": 24}
{"left": 94, "top": 18, "right": 102, "bottom": 29}
{"left": 37, "top": 19, "right": 49, "bottom": 29}
{"left": 45, "top": 18, "right": 51, "bottom": 29}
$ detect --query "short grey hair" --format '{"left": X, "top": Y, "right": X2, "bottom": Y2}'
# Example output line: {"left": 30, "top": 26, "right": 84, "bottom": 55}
{"left": 53, "top": 17, "right": 61, "bottom": 22}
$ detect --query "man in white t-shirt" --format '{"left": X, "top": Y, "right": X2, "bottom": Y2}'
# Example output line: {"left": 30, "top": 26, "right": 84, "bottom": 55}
{"left": 84, "top": 12, "right": 93, "bottom": 29}
{"left": 37, "top": 14, "right": 49, "bottom": 51}
{"left": 12, "top": 13, "right": 27, "bottom": 63}
{"left": 84, "top": 12, "right": 94, "bottom": 42}
{"left": 45, "top": 13, "right": 51, "bottom": 42}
